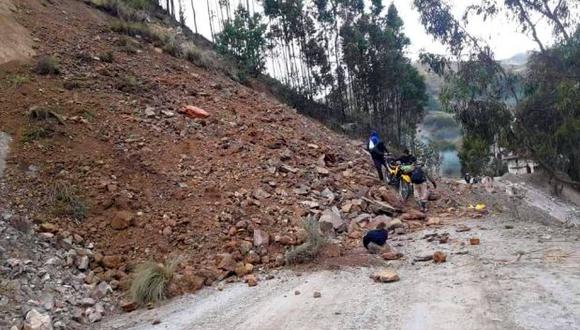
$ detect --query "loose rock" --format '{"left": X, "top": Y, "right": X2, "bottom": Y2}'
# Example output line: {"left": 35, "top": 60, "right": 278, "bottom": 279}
{"left": 253, "top": 229, "right": 270, "bottom": 247}
{"left": 370, "top": 269, "right": 400, "bottom": 283}
{"left": 433, "top": 251, "right": 447, "bottom": 263}
{"left": 23, "top": 309, "right": 52, "bottom": 330}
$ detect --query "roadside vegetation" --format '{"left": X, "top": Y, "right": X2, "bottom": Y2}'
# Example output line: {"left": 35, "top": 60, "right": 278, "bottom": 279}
{"left": 130, "top": 259, "right": 178, "bottom": 305}
{"left": 414, "top": 0, "right": 579, "bottom": 186}
{"left": 285, "top": 217, "right": 328, "bottom": 265}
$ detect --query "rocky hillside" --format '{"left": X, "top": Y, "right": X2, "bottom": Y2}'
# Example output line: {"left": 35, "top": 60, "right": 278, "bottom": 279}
{"left": 0, "top": 0, "right": 475, "bottom": 328}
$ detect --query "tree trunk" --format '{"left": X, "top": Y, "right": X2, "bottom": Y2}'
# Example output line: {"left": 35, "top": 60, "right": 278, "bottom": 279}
{"left": 190, "top": 0, "right": 198, "bottom": 33}
{"left": 207, "top": 0, "right": 214, "bottom": 42}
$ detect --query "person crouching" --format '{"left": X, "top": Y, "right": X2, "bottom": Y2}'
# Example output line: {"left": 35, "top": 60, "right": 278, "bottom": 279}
{"left": 363, "top": 223, "right": 390, "bottom": 254}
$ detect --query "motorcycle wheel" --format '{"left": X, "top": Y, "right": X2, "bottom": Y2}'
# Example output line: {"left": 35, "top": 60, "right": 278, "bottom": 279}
{"left": 399, "top": 180, "right": 412, "bottom": 200}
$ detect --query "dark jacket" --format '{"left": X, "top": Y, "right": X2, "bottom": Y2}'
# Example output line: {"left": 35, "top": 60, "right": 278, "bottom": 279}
{"left": 368, "top": 141, "right": 387, "bottom": 161}
{"left": 363, "top": 229, "right": 388, "bottom": 248}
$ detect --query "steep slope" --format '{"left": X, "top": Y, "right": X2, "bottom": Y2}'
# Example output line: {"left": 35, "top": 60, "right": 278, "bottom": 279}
{"left": 0, "top": 0, "right": 470, "bottom": 328}
{"left": 0, "top": 0, "right": 358, "bottom": 269}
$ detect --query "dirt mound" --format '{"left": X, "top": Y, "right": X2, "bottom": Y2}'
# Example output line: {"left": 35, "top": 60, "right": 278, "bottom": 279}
{"left": 0, "top": 0, "right": 475, "bottom": 327}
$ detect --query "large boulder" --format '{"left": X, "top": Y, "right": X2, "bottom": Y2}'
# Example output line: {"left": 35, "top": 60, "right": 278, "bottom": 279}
{"left": 319, "top": 207, "right": 344, "bottom": 232}
{"left": 368, "top": 215, "right": 392, "bottom": 229}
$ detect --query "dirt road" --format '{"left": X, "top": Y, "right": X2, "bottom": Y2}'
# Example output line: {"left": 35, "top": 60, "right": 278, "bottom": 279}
{"left": 100, "top": 213, "right": 580, "bottom": 330}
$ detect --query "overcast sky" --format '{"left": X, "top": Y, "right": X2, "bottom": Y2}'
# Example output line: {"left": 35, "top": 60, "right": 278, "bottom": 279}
{"left": 180, "top": 0, "right": 562, "bottom": 61}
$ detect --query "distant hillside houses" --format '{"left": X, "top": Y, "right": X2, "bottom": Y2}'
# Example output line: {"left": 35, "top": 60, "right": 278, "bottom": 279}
{"left": 503, "top": 154, "right": 539, "bottom": 175}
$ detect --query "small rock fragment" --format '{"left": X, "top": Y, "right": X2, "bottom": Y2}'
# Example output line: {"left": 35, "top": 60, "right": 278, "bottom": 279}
{"left": 382, "top": 252, "right": 403, "bottom": 260}
{"left": 253, "top": 229, "right": 270, "bottom": 247}
{"left": 120, "top": 300, "right": 138, "bottom": 313}
{"left": 433, "top": 251, "right": 447, "bottom": 263}
{"left": 370, "top": 269, "right": 400, "bottom": 283}
{"left": 414, "top": 255, "right": 433, "bottom": 262}
{"left": 456, "top": 225, "right": 471, "bottom": 233}
{"left": 244, "top": 274, "right": 258, "bottom": 287}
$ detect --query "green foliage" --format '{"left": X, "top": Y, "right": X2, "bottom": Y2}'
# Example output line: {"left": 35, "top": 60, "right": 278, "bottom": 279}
{"left": 514, "top": 29, "right": 580, "bottom": 180}
{"left": 458, "top": 135, "right": 490, "bottom": 176}
{"left": 414, "top": 139, "right": 442, "bottom": 175}
{"left": 89, "top": 0, "right": 152, "bottom": 21}
{"left": 285, "top": 217, "right": 327, "bottom": 265}
{"left": 21, "top": 127, "right": 53, "bottom": 143}
{"left": 34, "top": 56, "right": 60, "bottom": 75}
{"left": 5, "top": 74, "right": 30, "bottom": 87}
{"left": 216, "top": 5, "right": 267, "bottom": 77}
{"left": 130, "top": 259, "right": 178, "bottom": 305}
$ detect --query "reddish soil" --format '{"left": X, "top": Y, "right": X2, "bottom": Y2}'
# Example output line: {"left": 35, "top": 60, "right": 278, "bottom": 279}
{"left": 0, "top": 0, "right": 475, "bottom": 299}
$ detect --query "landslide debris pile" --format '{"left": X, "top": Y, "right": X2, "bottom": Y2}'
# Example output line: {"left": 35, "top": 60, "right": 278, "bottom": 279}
{"left": 0, "top": 0, "right": 477, "bottom": 328}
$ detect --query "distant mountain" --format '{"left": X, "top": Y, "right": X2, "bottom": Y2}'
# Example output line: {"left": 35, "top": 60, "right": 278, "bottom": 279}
{"left": 413, "top": 62, "right": 445, "bottom": 112}
{"left": 500, "top": 51, "right": 531, "bottom": 66}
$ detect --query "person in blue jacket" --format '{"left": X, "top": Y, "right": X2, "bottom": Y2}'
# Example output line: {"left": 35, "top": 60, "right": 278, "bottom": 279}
{"left": 363, "top": 222, "right": 389, "bottom": 253}
{"left": 367, "top": 131, "right": 388, "bottom": 181}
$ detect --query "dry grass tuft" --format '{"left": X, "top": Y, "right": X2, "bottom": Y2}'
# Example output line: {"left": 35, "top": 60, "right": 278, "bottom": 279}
{"left": 34, "top": 56, "right": 60, "bottom": 75}
{"left": 51, "top": 182, "right": 87, "bottom": 221}
{"left": 285, "top": 216, "right": 328, "bottom": 264}
{"left": 130, "top": 259, "right": 178, "bottom": 305}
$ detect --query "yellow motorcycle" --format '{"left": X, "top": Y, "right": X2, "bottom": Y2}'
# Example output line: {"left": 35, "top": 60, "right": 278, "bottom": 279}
{"left": 384, "top": 158, "right": 413, "bottom": 200}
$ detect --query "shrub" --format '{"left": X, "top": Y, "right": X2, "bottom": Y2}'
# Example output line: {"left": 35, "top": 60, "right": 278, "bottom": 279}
{"left": 115, "top": 36, "right": 140, "bottom": 54}
{"left": 161, "top": 34, "right": 182, "bottom": 57}
{"left": 34, "top": 56, "right": 60, "bottom": 75}
{"left": 90, "top": 0, "right": 150, "bottom": 22}
{"left": 21, "top": 127, "right": 53, "bottom": 143}
{"left": 121, "top": 0, "right": 156, "bottom": 10}
{"left": 285, "top": 216, "right": 328, "bottom": 264}
{"left": 130, "top": 259, "right": 178, "bottom": 305}
{"left": 110, "top": 21, "right": 168, "bottom": 45}
{"left": 182, "top": 43, "right": 202, "bottom": 63}
{"left": 6, "top": 74, "right": 30, "bottom": 86}
{"left": 51, "top": 182, "right": 87, "bottom": 221}
{"left": 110, "top": 20, "right": 148, "bottom": 36}
{"left": 63, "top": 80, "right": 82, "bottom": 90}
{"left": 182, "top": 43, "right": 222, "bottom": 70}
{"left": 115, "top": 74, "right": 144, "bottom": 93}
{"left": 98, "top": 51, "right": 114, "bottom": 63}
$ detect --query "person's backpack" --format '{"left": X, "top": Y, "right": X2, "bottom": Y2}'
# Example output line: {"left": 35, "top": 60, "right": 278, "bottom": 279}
{"left": 368, "top": 134, "right": 379, "bottom": 151}
{"left": 411, "top": 167, "right": 426, "bottom": 184}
